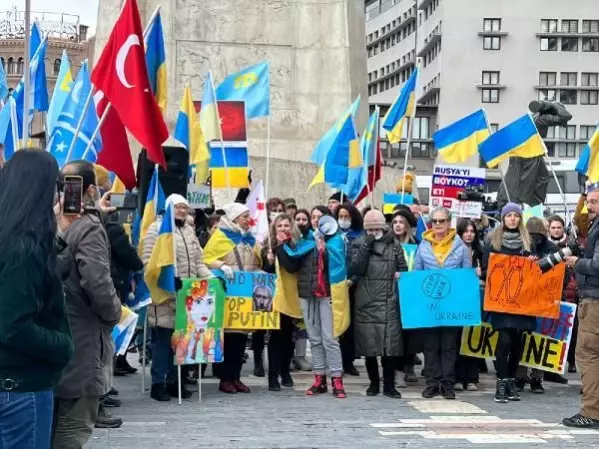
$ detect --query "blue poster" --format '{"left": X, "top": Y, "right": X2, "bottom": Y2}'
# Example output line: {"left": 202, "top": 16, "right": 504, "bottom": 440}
{"left": 399, "top": 268, "right": 481, "bottom": 329}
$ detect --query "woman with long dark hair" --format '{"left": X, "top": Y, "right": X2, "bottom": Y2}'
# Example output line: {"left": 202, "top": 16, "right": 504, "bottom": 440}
{"left": 335, "top": 204, "right": 364, "bottom": 376}
{"left": 0, "top": 150, "right": 74, "bottom": 448}
{"left": 454, "top": 219, "right": 484, "bottom": 391}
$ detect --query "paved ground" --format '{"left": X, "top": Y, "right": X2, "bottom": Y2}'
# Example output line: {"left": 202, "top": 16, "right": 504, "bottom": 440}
{"left": 86, "top": 354, "right": 597, "bottom": 449}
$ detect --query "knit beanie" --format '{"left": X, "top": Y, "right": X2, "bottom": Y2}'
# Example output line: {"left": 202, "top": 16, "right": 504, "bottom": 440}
{"left": 363, "top": 209, "right": 387, "bottom": 230}
{"left": 166, "top": 193, "right": 189, "bottom": 209}
{"left": 224, "top": 202, "right": 250, "bottom": 222}
{"left": 501, "top": 202, "right": 522, "bottom": 220}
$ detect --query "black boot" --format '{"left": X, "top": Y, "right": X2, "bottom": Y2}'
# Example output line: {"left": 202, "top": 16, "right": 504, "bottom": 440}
{"left": 365, "top": 358, "right": 380, "bottom": 396}
{"left": 382, "top": 359, "right": 401, "bottom": 399}
{"left": 268, "top": 375, "right": 281, "bottom": 391}
{"left": 494, "top": 379, "right": 508, "bottom": 403}
{"left": 115, "top": 354, "right": 138, "bottom": 374}
{"left": 150, "top": 383, "right": 171, "bottom": 402}
{"left": 167, "top": 380, "right": 192, "bottom": 399}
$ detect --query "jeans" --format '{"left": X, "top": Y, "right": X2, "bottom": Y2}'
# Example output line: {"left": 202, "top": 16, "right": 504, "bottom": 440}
{"left": 151, "top": 326, "right": 176, "bottom": 385}
{"left": 0, "top": 390, "right": 53, "bottom": 449}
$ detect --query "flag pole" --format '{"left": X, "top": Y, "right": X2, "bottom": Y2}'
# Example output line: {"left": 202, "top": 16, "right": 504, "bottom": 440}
{"left": 400, "top": 61, "right": 420, "bottom": 203}
{"left": 21, "top": 0, "right": 31, "bottom": 146}
{"left": 264, "top": 113, "right": 272, "bottom": 201}
{"left": 544, "top": 155, "right": 577, "bottom": 239}
{"left": 367, "top": 107, "right": 380, "bottom": 208}
{"left": 78, "top": 6, "right": 162, "bottom": 162}
{"left": 481, "top": 109, "right": 511, "bottom": 203}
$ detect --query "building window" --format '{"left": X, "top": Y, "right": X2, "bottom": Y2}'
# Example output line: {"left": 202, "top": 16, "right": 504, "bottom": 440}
{"left": 561, "top": 37, "right": 579, "bottom": 51}
{"left": 581, "top": 125, "right": 597, "bottom": 140}
{"left": 560, "top": 72, "right": 577, "bottom": 86}
{"left": 53, "top": 59, "right": 61, "bottom": 75}
{"left": 541, "top": 19, "right": 558, "bottom": 33}
{"left": 539, "top": 72, "right": 557, "bottom": 86}
{"left": 560, "top": 90, "right": 577, "bottom": 105}
{"left": 411, "top": 117, "right": 430, "bottom": 140}
{"left": 490, "top": 123, "right": 499, "bottom": 133}
{"left": 582, "top": 20, "right": 599, "bottom": 33}
{"left": 483, "top": 18, "right": 501, "bottom": 32}
{"left": 538, "top": 89, "right": 557, "bottom": 101}
{"left": 559, "top": 125, "right": 576, "bottom": 140}
{"left": 482, "top": 89, "right": 499, "bottom": 103}
{"left": 557, "top": 143, "right": 577, "bottom": 158}
{"left": 16, "top": 57, "right": 24, "bottom": 74}
{"left": 581, "top": 90, "right": 599, "bottom": 105}
{"left": 482, "top": 71, "right": 500, "bottom": 85}
{"left": 540, "top": 37, "right": 558, "bottom": 51}
{"left": 582, "top": 72, "right": 599, "bottom": 87}
{"left": 561, "top": 20, "right": 579, "bottom": 33}
{"left": 582, "top": 37, "right": 599, "bottom": 52}
{"left": 483, "top": 36, "right": 501, "bottom": 50}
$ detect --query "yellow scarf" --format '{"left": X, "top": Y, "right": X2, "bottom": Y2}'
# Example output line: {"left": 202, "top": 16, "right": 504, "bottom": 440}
{"left": 423, "top": 229, "right": 457, "bottom": 266}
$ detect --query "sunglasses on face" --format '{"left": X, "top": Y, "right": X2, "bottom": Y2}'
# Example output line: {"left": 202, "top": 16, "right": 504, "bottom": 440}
{"left": 431, "top": 219, "right": 448, "bottom": 225}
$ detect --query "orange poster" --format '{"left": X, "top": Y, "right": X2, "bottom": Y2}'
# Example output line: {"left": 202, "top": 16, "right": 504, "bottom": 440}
{"left": 483, "top": 254, "right": 564, "bottom": 319}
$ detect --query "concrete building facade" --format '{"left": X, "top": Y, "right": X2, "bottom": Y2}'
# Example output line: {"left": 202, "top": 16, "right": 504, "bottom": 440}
{"left": 366, "top": 0, "right": 599, "bottom": 178}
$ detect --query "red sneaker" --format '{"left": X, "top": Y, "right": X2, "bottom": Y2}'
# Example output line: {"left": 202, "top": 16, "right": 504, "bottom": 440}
{"left": 219, "top": 381, "right": 237, "bottom": 394}
{"left": 306, "top": 374, "right": 328, "bottom": 395}
{"left": 332, "top": 376, "right": 346, "bottom": 398}
{"left": 233, "top": 380, "right": 251, "bottom": 393}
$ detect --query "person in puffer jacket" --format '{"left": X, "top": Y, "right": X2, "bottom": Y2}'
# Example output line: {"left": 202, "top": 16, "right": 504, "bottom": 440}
{"left": 143, "top": 194, "right": 214, "bottom": 402}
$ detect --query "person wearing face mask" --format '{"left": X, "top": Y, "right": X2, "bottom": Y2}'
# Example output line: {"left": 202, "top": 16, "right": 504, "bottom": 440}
{"left": 266, "top": 197, "right": 286, "bottom": 224}
{"left": 204, "top": 203, "right": 262, "bottom": 394}
{"left": 454, "top": 219, "right": 484, "bottom": 392}
{"left": 482, "top": 202, "right": 537, "bottom": 404}
{"left": 350, "top": 209, "right": 408, "bottom": 398}
{"left": 143, "top": 194, "right": 214, "bottom": 402}
{"left": 335, "top": 204, "right": 364, "bottom": 376}
{"left": 414, "top": 207, "right": 471, "bottom": 400}
{"left": 53, "top": 160, "right": 123, "bottom": 445}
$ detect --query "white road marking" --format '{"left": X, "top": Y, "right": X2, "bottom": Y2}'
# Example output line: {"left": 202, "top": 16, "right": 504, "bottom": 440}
{"left": 407, "top": 400, "right": 487, "bottom": 414}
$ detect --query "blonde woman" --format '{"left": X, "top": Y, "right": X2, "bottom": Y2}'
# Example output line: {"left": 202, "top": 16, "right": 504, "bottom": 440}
{"left": 482, "top": 203, "right": 537, "bottom": 404}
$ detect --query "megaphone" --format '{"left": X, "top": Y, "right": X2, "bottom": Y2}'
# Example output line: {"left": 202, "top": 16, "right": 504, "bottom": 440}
{"left": 317, "top": 215, "right": 339, "bottom": 236}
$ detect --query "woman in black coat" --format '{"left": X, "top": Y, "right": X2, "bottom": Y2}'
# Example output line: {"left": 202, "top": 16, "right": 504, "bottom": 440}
{"left": 482, "top": 203, "right": 537, "bottom": 404}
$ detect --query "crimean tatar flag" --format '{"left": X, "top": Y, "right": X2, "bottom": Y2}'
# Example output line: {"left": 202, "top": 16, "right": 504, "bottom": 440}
{"left": 478, "top": 114, "right": 546, "bottom": 168}
{"left": 382, "top": 68, "right": 418, "bottom": 144}
{"left": 216, "top": 62, "right": 270, "bottom": 119}
{"left": 174, "top": 83, "right": 210, "bottom": 183}
{"left": 433, "top": 109, "right": 490, "bottom": 164}
{"left": 47, "top": 50, "right": 73, "bottom": 135}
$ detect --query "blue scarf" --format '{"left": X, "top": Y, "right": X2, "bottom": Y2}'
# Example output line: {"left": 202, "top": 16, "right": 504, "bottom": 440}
{"left": 342, "top": 228, "right": 363, "bottom": 241}
{"left": 220, "top": 227, "right": 256, "bottom": 247}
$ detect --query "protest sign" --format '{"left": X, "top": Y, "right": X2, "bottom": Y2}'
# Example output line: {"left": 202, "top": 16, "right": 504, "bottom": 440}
{"left": 382, "top": 192, "right": 414, "bottom": 214}
{"left": 523, "top": 204, "right": 544, "bottom": 224}
{"left": 112, "top": 306, "right": 139, "bottom": 356}
{"left": 399, "top": 268, "right": 481, "bottom": 329}
{"left": 402, "top": 243, "right": 417, "bottom": 271}
{"left": 460, "top": 302, "right": 577, "bottom": 374}
{"left": 483, "top": 254, "right": 563, "bottom": 319}
{"left": 172, "top": 278, "right": 225, "bottom": 365}
{"left": 214, "top": 270, "right": 280, "bottom": 330}
{"left": 430, "top": 165, "right": 485, "bottom": 219}
{"left": 187, "top": 183, "right": 211, "bottom": 209}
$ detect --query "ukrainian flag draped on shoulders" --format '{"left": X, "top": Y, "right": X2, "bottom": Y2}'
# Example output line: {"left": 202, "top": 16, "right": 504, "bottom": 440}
{"left": 382, "top": 68, "right": 418, "bottom": 144}
{"left": 433, "top": 109, "right": 490, "bottom": 164}
{"left": 204, "top": 215, "right": 261, "bottom": 266}
{"left": 144, "top": 202, "right": 176, "bottom": 305}
{"left": 478, "top": 114, "right": 545, "bottom": 168}
{"left": 276, "top": 232, "right": 350, "bottom": 337}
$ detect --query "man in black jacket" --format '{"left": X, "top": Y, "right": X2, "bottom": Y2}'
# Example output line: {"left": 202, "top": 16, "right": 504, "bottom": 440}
{"left": 564, "top": 184, "right": 599, "bottom": 428}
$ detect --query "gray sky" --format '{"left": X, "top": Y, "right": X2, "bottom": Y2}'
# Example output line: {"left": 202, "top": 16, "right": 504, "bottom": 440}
{"left": 0, "top": 1, "right": 99, "bottom": 34}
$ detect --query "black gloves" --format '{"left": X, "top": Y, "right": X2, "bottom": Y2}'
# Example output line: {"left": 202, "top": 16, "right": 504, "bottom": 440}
{"left": 365, "top": 234, "right": 376, "bottom": 247}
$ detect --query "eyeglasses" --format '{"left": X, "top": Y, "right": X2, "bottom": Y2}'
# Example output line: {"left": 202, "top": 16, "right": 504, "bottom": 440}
{"left": 431, "top": 219, "right": 448, "bottom": 225}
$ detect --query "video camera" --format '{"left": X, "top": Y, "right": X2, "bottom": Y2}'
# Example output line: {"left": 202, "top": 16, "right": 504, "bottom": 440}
{"left": 457, "top": 186, "right": 485, "bottom": 203}
{"left": 536, "top": 244, "right": 584, "bottom": 273}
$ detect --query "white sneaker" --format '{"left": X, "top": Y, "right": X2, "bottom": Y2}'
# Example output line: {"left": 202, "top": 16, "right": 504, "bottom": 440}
{"left": 395, "top": 372, "right": 407, "bottom": 388}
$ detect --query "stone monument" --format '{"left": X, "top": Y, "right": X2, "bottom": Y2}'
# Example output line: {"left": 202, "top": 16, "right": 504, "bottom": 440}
{"left": 94, "top": 0, "right": 371, "bottom": 205}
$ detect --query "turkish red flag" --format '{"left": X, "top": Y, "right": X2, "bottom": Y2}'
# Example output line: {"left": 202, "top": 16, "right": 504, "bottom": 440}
{"left": 95, "top": 93, "right": 136, "bottom": 190}
{"left": 354, "top": 137, "right": 383, "bottom": 205}
{"left": 91, "top": 0, "right": 167, "bottom": 167}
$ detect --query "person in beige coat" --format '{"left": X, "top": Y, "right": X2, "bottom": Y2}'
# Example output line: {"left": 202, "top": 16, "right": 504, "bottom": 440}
{"left": 142, "top": 194, "right": 213, "bottom": 402}
{"left": 204, "top": 203, "right": 262, "bottom": 394}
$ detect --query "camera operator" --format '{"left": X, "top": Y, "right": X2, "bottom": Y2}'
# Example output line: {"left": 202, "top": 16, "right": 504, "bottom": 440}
{"left": 52, "top": 161, "right": 123, "bottom": 448}
{"left": 563, "top": 184, "right": 599, "bottom": 428}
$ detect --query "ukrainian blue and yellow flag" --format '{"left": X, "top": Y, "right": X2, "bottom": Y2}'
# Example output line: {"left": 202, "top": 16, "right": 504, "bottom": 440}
{"left": 145, "top": 11, "right": 167, "bottom": 115}
{"left": 209, "top": 144, "right": 249, "bottom": 188}
{"left": 278, "top": 232, "right": 349, "bottom": 337}
{"left": 576, "top": 126, "right": 599, "bottom": 183}
{"left": 382, "top": 68, "right": 418, "bottom": 144}
{"left": 144, "top": 203, "right": 176, "bottom": 305}
{"left": 216, "top": 62, "right": 270, "bottom": 119}
{"left": 47, "top": 50, "right": 73, "bottom": 135}
{"left": 309, "top": 114, "right": 361, "bottom": 190}
{"left": 200, "top": 71, "right": 222, "bottom": 142}
{"left": 174, "top": 82, "right": 210, "bottom": 183}
{"left": 139, "top": 166, "right": 166, "bottom": 255}
{"left": 382, "top": 192, "right": 414, "bottom": 214}
{"left": 478, "top": 114, "right": 546, "bottom": 168}
{"left": 433, "top": 109, "right": 490, "bottom": 164}
{"left": 204, "top": 222, "right": 259, "bottom": 266}
{"left": 310, "top": 96, "right": 361, "bottom": 166}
